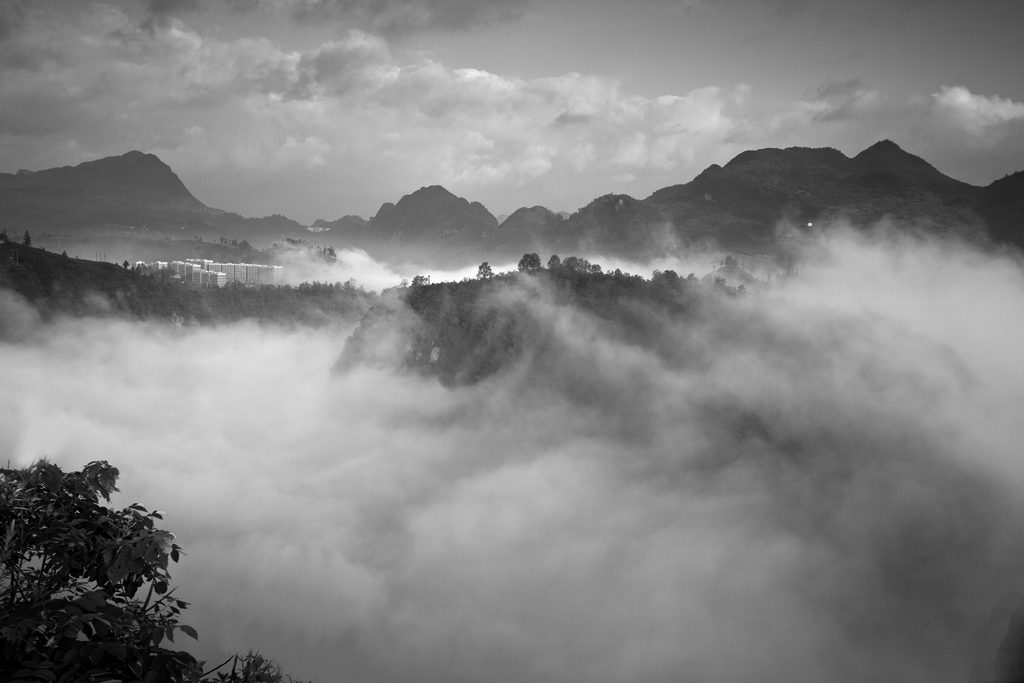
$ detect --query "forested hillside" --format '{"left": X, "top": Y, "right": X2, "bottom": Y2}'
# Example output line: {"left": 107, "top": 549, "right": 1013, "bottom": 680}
{"left": 336, "top": 256, "right": 725, "bottom": 386}
{"left": 0, "top": 239, "right": 374, "bottom": 329}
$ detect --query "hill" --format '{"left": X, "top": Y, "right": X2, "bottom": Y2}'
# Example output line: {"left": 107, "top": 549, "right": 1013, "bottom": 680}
{"left": 312, "top": 185, "right": 500, "bottom": 265}
{"left": 368, "top": 185, "right": 499, "bottom": 246}
{"left": 645, "top": 140, "right": 992, "bottom": 253}
{"left": 0, "top": 239, "right": 374, "bottom": 333}
{"left": 0, "top": 150, "right": 206, "bottom": 213}
{"left": 0, "top": 152, "right": 310, "bottom": 248}
{"left": 5, "top": 143, "right": 1023, "bottom": 266}
{"left": 335, "top": 261, "right": 709, "bottom": 386}
{"left": 485, "top": 206, "right": 565, "bottom": 258}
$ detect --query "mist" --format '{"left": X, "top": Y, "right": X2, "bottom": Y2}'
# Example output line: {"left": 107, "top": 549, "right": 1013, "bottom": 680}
{"left": 2, "top": 226, "right": 1024, "bottom": 682}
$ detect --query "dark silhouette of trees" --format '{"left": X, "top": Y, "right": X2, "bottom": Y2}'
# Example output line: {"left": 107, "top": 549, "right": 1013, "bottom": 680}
{"left": 651, "top": 269, "right": 680, "bottom": 285}
{"left": 477, "top": 262, "right": 493, "bottom": 279}
{"left": 22, "top": 231, "right": 31, "bottom": 247}
{"left": 517, "top": 253, "right": 541, "bottom": 272}
{"left": 0, "top": 460, "right": 306, "bottom": 682}
{"left": 0, "top": 229, "right": 8, "bottom": 242}
{"left": 547, "top": 254, "right": 560, "bottom": 269}
{"left": 562, "top": 256, "right": 602, "bottom": 274}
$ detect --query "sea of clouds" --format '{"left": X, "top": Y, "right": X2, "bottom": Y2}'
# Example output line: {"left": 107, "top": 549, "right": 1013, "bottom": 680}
{"left": 2, "top": 225, "right": 1023, "bottom": 682}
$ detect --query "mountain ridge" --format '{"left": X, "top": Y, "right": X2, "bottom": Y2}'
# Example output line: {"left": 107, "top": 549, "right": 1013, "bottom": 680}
{"left": 5, "top": 142, "right": 1022, "bottom": 260}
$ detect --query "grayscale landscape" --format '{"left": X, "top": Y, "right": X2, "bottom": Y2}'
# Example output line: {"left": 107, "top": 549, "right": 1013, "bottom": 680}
{"left": 1, "top": 1, "right": 1023, "bottom": 682}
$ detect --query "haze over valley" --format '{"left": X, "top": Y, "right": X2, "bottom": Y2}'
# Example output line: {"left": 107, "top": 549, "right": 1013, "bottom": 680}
{"left": 2, "top": 1, "right": 1024, "bottom": 682}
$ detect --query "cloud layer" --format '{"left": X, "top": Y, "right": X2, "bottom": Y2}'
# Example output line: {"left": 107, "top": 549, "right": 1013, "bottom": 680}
{"left": 2, "top": 227, "right": 1024, "bottom": 682}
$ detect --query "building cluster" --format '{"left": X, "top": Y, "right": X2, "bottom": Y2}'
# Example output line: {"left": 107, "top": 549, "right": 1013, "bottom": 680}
{"left": 136, "top": 259, "right": 284, "bottom": 288}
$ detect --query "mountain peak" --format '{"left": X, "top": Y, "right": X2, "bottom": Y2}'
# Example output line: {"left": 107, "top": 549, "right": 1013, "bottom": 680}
{"left": 369, "top": 185, "right": 497, "bottom": 244}
{"left": 862, "top": 139, "right": 901, "bottom": 152}
{"left": 852, "top": 139, "right": 955, "bottom": 184}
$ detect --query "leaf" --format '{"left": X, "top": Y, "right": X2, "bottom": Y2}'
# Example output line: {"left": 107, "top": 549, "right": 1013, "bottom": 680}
{"left": 178, "top": 624, "right": 198, "bottom": 640}
{"left": 100, "top": 641, "right": 127, "bottom": 661}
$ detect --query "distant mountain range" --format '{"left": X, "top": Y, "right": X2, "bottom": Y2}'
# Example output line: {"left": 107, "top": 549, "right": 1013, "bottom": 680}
{"left": 3, "top": 142, "right": 1022, "bottom": 262}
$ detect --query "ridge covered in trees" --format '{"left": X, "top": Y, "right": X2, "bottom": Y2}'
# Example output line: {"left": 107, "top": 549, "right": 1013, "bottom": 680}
{"left": 336, "top": 254, "right": 728, "bottom": 386}
{"left": 0, "top": 241, "right": 372, "bottom": 329}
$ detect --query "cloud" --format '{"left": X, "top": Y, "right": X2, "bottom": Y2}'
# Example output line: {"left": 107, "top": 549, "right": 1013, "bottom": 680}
{"left": 932, "top": 85, "right": 1024, "bottom": 136}
{"left": 2, "top": 4, "right": 1020, "bottom": 220}
{"left": 2, "top": 227, "right": 1024, "bottom": 682}
{"left": 0, "top": 0, "right": 27, "bottom": 40}
{"left": 147, "top": 0, "right": 201, "bottom": 17}
{"left": 287, "top": 0, "right": 531, "bottom": 35}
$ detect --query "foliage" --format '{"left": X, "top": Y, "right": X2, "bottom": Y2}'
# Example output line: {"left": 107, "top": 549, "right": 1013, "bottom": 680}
{"left": 0, "top": 461, "right": 305, "bottom": 683}
{"left": 1, "top": 460, "right": 199, "bottom": 681}
{"left": 339, "top": 253, "right": 709, "bottom": 386}
{"left": 560, "top": 256, "right": 602, "bottom": 275}
{"left": 476, "top": 262, "right": 493, "bottom": 279}
{"left": 22, "top": 231, "right": 31, "bottom": 247}
{"left": 517, "top": 253, "right": 541, "bottom": 272}
{"left": 0, "top": 242, "right": 375, "bottom": 327}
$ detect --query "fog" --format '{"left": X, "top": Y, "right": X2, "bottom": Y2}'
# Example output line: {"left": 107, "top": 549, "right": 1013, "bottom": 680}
{"left": 2, "top": 226, "right": 1024, "bottom": 682}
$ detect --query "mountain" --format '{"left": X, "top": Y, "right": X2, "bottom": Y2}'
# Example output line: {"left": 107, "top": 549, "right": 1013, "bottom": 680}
{"left": 329, "top": 141, "right": 1022, "bottom": 264}
{"left": 312, "top": 215, "right": 369, "bottom": 232}
{"left": 559, "top": 194, "right": 678, "bottom": 256}
{"left": 5, "top": 143, "right": 1023, "bottom": 264}
{"left": 486, "top": 206, "right": 565, "bottom": 258}
{"left": 368, "top": 185, "right": 499, "bottom": 246}
{"left": 0, "top": 150, "right": 206, "bottom": 212}
{"left": 645, "top": 140, "right": 993, "bottom": 252}
{"left": 979, "top": 170, "right": 1024, "bottom": 247}
{"left": 0, "top": 151, "right": 210, "bottom": 232}
{"left": 313, "top": 185, "right": 500, "bottom": 264}
{"left": 0, "top": 152, "right": 317, "bottom": 248}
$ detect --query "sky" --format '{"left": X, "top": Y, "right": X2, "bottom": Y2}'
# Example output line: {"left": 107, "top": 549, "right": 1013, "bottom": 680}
{"left": 1, "top": 0, "right": 1023, "bottom": 223}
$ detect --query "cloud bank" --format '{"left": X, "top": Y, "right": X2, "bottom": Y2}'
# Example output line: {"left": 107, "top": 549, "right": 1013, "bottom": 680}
{"left": 2, "top": 227, "right": 1024, "bottom": 682}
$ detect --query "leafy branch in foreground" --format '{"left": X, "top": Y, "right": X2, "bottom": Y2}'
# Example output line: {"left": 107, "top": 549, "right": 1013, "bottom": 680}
{"left": 0, "top": 460, "right": 305, "bottom": 683}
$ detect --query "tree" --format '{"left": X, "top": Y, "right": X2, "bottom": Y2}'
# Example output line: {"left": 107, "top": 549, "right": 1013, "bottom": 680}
{"left": 22, "top": 230, "right": 30, "bottom": 247}
{"left": 652, "top": 269, "right": 680, "bottom": 285}
{"left": 411, "top": 275, "right": 430, "bottom": 287}
{"left": 562, "top": 256, "right": 600, "bottom": 274}
{"left": 517, "top": 253, "right": 541, "bottom": 272}
{"left": 547, "top": 254, "right": 560, "bottom": 269}
{"left": 477, "top": 262, "right": 493, "bottom": 279}
{"left": 0, "top": 461, "right": 304, "bottom": 683}
{"left": 0, "top": 229, "right": 7, "bottom": 242}
{"left": 123, "top": 260, "right": 130, "bottom": 269}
